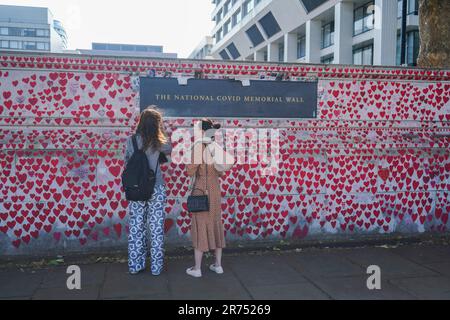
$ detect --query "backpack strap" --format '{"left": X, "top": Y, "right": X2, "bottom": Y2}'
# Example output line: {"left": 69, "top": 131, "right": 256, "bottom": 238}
{"left": 155, "top": 153, "right": 160, "bottom": 175}
{"left": 131, "top": 134, "right": 139, "bottom": 152}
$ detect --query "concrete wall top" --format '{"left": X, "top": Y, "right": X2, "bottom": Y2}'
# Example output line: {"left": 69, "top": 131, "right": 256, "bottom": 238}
{"left": 1, "top": 51, "right": 449, "bottom": 82}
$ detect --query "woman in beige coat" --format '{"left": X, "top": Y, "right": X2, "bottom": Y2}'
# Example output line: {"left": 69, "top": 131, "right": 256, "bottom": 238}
{"left": 185, "top": 119, "right": 232, "bottom": 278}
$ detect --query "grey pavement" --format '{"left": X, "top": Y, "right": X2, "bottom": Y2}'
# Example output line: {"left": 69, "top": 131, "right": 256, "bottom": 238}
{"left": 1, "top": 243, "right": 450, "bottom": 300}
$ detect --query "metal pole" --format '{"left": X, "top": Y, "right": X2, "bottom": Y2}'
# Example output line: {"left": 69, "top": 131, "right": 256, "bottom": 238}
{"left": 400, "top": 0, "right": 408, "bottom": 65}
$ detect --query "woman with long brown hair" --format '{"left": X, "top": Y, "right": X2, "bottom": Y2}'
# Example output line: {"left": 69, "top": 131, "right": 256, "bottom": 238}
{"left": 124, "top": 106, "right": 172, "bottom": 275}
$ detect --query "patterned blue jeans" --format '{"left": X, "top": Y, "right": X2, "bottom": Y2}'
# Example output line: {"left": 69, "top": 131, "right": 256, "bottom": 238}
{"left": 127, "top": 185, "right": 167, "bottom": 275}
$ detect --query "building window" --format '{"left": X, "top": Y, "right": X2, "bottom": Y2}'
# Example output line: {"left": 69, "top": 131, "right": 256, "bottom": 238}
{"left": 36, "top": 29, "right": 50, "bottom": 37}
{"left": 321, "top": 21, "right": 334, "bottom": 49}
{"left": 227, "top": 42, "right": 241, "bottom": 59}
{"left": 354, "top": 1, "right": 374, "bottom": 36}
{"left": 232, "top": 9, "right": 241, "bottom": 27}
{"left": 407, "top": 30, "right": 419, "bottom": 65}
{"left": 216, "top": 28, "right": 223, "bottom": 42}
{"left": 108, "top": 44, "right": 121, "bottom": 51}
{"left": 321, "top": 55, "right": 334, "bottom": 64}
{"left": 278, "top": 43, "right": 284, "bottom": 62}
{"left": 203, "top": 45, "right": 212, "bottom": 58}
{"left": 353, "top": 44, "right": 373, "bottom": 65}
{"left": 8, "top": 27, "right": 22, "bottom": 37}
{"left": 297, "top": 35, "right": 306, "bottom": 59}
{"left": 397, "top": 0, "right": 419, "bottom": 17}
{"left": 243, "top": 0, "right": 254, "bottom": 17}
{"left": 0, "top": 27, "right": 51, "bottom": 38}
{"left": 246, "top": 24, "right": 265, "bottom": 46}
{"left": 23, "top": 28, "right": 37, "bottom": 37}
{"left": 408, "top": 0, "right": 419, "bottom": 15}
{"left": 219, "top": 49, "right": 230, "bottom": 60}
{"left": 224, "top": 0, "right": 231, "bottom": 15}
{"left": 1, "top": 40, "right": 8, "bottom": 48}
{"left": 121, "top": 45, "right": 134, "bottom": 51}
{"left": 258, "top": 12, "right": 281, "bottom": 38}
{"left": 9, "top": 41, "right": 21, "bottom": 49}
{"left": 396, "top": 33, "right": 401, "bottom": 65}
{"left": 37, "top": 42, "right": 50, "bottom": 51}
{"left": 217, "top": 9, "right": 223, "bottom": 23}
{"left": 263, "top": 50, "right": 268, "bottom": 62}
{"left": 23, "top": 41, "right": 37, "bottom": 50}
{"left": 396, "top": 30, "right": 419, "bottom": 66}
{"left": 223, "top": 19, "right": 231, "bottom": 35}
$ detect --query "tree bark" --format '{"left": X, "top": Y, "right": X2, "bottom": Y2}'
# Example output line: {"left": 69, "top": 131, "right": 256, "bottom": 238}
{"left": 417, "top": 0, "right": 450, "bottom": 68}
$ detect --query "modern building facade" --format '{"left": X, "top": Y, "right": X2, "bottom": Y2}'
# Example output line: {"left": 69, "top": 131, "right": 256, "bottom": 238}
{"left": 210, "top": 0, "right": 419, "bottom": 66}
{"left": 76, "top": 43, "right": 178, "bottom": 58}
{"left": 189, "top": 36, "right": 214, "bottom": 60}
{"left": 0, "top": 5, "right": 68, "bottom": 53}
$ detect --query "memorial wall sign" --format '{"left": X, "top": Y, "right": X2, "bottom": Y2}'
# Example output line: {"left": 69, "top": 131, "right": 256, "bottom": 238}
{"left": 140, "top": 78, "right": 318, "bottom": 118}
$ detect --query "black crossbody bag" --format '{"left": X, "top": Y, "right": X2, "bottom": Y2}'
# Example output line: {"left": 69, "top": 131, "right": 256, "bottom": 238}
{"left": 187, "top": 164, "right": 210, "bottom": 213}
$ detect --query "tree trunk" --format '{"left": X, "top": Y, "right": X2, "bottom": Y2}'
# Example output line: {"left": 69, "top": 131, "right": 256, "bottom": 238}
{"left": 417, "top": 0, "right": 450, "bottom": 68}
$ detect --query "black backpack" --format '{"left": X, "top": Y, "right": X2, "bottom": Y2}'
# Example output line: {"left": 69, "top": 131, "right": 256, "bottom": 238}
{"left": 122, "top": 135, "right": 159, "bottom": 201}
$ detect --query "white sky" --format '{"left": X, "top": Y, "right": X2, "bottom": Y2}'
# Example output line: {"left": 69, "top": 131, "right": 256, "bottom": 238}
{"left": 1, "top": 0, "right": 215, "bottom": 57}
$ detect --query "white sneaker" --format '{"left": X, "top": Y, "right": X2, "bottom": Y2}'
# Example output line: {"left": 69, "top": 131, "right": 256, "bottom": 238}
{"left": 186, "top": 267, "right": 202, "bottom": 278}
{"left": 209, "top": 264, "right": 224, "bottom": 274}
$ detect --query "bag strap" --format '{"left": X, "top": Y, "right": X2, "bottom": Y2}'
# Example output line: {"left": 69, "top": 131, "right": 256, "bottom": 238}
{"left": 131, "top": 134, "right": 139, "bottom": 152}
{"left": 133, "top": 135, "right": 161, "bottom": 175}
{"left": 205, "top": 158, "right": 208, "bottom": 194}
{"left": 189, "top": 144, "right": 209, "bottom": 195}
{"left": 154, "top": 152, "right": 160, "bottom": 175}
{"left": 189, "top": 165, "right": 200, "bottom": 192}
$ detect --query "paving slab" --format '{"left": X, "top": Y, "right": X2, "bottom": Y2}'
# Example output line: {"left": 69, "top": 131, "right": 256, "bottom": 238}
{"left": 1, "top": 296, "right": 31, "bottom": 300}
{"left": 283, "top": 250, "right": 366, "bottom": 278}
{"left": 340, "top": 247, "right": 439, "bottom": 279}
{"left": 226, "top": 254, "right": 309, "bottom": 288}
{"left": 424, "top": 262, "right": 450, "bottom": 277}
{"left": 0, "top": 269, "right": 45, "bottom": 299}
{"left": 392, "top": 245, "right": 450, "bottom": 264}
{"left": 389, "top": 276, "right": 450, "bottom": 300}
{"left": 40, "top": 264, "right": 106, "bottom": 289}
{"left": 104, "top": 292, "right": 172, "bottom": 300}
{"left": 308, "top": 275, "right": 416, "bottom": 300}
{"left": 99, "top": 263, "right": 171, "bottom": 299}
{"left": 32, "top": 285, "right": 100, "bottom": 300}
{"left": 166, "top": 259, "right": 252, "bottom": 300}
{"left": 246, "top": 282, "right": 331, "bottom": 300}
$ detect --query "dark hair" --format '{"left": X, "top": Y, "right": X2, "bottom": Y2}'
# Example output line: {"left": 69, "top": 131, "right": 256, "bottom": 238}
{"left": 136, "top": 106, "right": 167, "bottom": 151}
{"left": 201, "top": 118, "right": 221, "bottom": 131}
